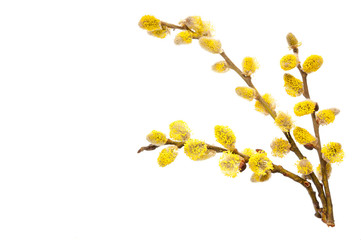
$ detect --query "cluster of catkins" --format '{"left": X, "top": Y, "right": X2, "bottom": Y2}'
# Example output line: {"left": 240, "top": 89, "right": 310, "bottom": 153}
{"left": 139, "top": 15, "right": 344, "bottom": 183}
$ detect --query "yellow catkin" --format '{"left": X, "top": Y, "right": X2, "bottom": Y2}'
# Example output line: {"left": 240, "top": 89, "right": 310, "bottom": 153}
{"left": 146, "top": 130, "right": 167, "bottom": 146}
{"left": 158, "top": 146, "right": 178, "bottom": 167}
{"left": 296, "top": 158, "right": 313, "bottom": 175}
{"left": 321, "top": 142, "right": 344, "bottom": 164}
{"left": 251, "top": 171, "right": 272, "bottom": 183}
{"left": 169, "top": 120, "right": 191, "bottom": 141}
{"left": 180, "top": 16, "right": 213, "bottom": 38}
{"left": 147, "top": 26, "right": 169, "bottom": 39}
{"left": 294, "top": 100, "right": 316, "bottom": 116}
{"left": 214, "top": 125, "right": 236, "bottom": 150}
{"left": 274, "top": 111, "right": 294, "bottom": 132}
{"left": 316, "top": 163, "right": 332, "bottom": 181}
{"left": 183, "top": 138, "right": 208, "bottom": 161}
{"left": 219, "top": 151, "right": 243, "bottom": 178}
{"left": 316, "top": 109, "right": 338, "bottom": 126}
{"left": 139, "top": 15, "right": 162, "bottom": 31}
{"left": 286, "top": 33, "right": 302, "bottom": 49}
{"left": 242, "top": 57, "right": 259, "bottom": 76}
{"left": 270, "top": 138, "right": 291, "bottom": 158}
{"left": 283, "top": 73, "right": 303, "bottom": 97}
{"left": 198, "top": 37, "right": 222, "bottom": 54}
{"left": 235, "top": 86, "right": 256, "bottom": 101}
{"left": 302, "top": 55, "right": 323, "bottom": 74}
{"left": 174, "top": 31, "right": 193, "bottom": 45}
{"left": 248, "top": 151, "right": 274, "bottom": 176}
{"left": 242, "top": 148, "right": 256, "bottom": 157}
{"left": 280, "top": 54, "right": 297, "bottom": 71}
{"left": 293, "top": 127, "right": 317, "bottom": 145}
{"left": 255, "top": 93, "right": 276, "bottom": 115}
{"left": 212, "top": 61, "right": 229, "bottom": 73}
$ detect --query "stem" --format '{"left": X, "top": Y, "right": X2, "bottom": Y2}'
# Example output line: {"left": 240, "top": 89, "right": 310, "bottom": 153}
{"left": 138, "top": 139, "right": 321, "bottom": 218}
{"left": 271, "top": 164, "right": 321, "bottom": 218}
{"left": 220, "top": 50, "right": 327, "bottom": 213}
{"left": 296, "top": 55, "right": 335, "bottom": 227}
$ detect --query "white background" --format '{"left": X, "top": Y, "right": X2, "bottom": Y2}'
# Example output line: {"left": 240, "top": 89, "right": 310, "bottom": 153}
{"left": 0, "top": 0, "right": 360, "bottom": 239}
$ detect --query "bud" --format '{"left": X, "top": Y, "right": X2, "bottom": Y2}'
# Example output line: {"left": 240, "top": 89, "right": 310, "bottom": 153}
{"left": 280, "top": 54, "right": 298, "bottom": 71}
{"left": 302, "top": 55, "right": 323, "bottom": 74}
{"left": 286, "top": 33, "right": 301, "bottom": 49}
{"left": 198, "top": 37, "right": 222, "bottom": 54}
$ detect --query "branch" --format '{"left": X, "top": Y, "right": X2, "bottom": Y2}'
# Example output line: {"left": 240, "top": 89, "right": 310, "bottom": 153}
{"left": 295, "top": 49, "right": 335, "bottom": 227}
{"left": 220, "top": 50, "right": 327, "bottom": 214}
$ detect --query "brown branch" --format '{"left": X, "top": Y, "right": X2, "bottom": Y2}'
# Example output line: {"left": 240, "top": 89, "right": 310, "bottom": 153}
{"left": 295, "top": 48, "right": 335, "bottom": 227}
{"left": 138, "top": 138, "right": 321, "bottom": 218}
{"left": 220, "top": 50, "right": 327, "bottom": 214}
{"left": 272, "top": 164, "right": 322, "bottom": 218}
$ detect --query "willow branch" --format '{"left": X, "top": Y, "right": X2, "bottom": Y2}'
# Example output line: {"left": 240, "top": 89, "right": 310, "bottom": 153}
{"left": 138, "top": 139, "right": 321, "bottom": 218}
{"left": 220, "top": 50, "right": 327, "bottom": 212}
{"left": 295, "top": 50, "right": 335, "bottom": 227}
{"left": 271, "top": 164, "right": 321, "bottom": 218}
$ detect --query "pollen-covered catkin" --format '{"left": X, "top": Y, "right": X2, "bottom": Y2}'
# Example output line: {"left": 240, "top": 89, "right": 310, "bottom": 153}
{"left": 255, "top": 93, "right": 276, "bottom": 115}
{"left": 248, "top": 151, "right": 274, "bottom": 176}
{"left": 184, "top": 139, "right": 208, "bottom": 161}
{"left": 212, "top": 61, "right": 229, "bottom": 73}
{"left": 146, "top": 130, "right": 167, "bottom": 146}
{"left": 294, "top": 100, "right": 316, "bottom": 116}
{"left": 169, "top": 120, "right": 191, "bottom": 141}
{"left": 242, "top": 57, "right": 259, "bottom": 76}
{"left": 284, "top": 73, "right": 303, "bottom": 97}
{"left": 293, "top": 127, "right": 317, "bottom": 145}
{"left": 139, "top": 15, "right": 162, "bottom": 31}
{"left": 280, "top": 54, "right": 297, "bottom": 71}
{"left": 321, "top": 142, "right": 344, "bottom": 164}
{"left": 274, "top": 111, "right": 294, "bottom": 132}
{"left": 316, "top": 163, "right": 332, "bottom": 181}
{"left": 296, "top": 158, "right": 313, "bottom": 175}
{"left": 174, "top": 31, "right": 193, "bottom": 45}
{"left": 214, "top": 125, "right": 236, "bottom": 150}
{"left": 199, "top": 37, "right": 222, "bottom": 54}
{"left": 158, "top": 146, "right": 178, "bottom": 167}
{"left": 235, "top": 86, "right": 256, "bottom": 101}
{"left": 219, "top": 151, "right": 243, "bottom": 178}
{"left": 270, "top": 138, "right": 291, "bottom": 158}
{"left": 302, "top": 55, "right": 323, "bottom": 74}
{"left": 316, "top": 109, "right": 339, "bottom": 126}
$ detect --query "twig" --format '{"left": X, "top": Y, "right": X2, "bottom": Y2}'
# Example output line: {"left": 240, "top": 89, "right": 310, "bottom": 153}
{"left": 295, "top": 49, "right": 335, "bottom": 227}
